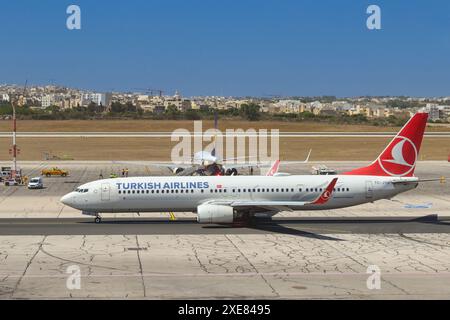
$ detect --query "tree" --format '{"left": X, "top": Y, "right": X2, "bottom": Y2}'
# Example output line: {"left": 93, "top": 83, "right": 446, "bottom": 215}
{"left": 184, "top": 109, "right": 201, "bottom": 120}
{"left": 165, "top": 104, "right": 180, "bottom": 120}
{"left": 240, "top": 103, "right": 261, "bottom": 121}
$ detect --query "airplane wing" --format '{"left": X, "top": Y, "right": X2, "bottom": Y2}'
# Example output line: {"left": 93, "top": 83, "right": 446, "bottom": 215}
{"left": 222, "top": 163, "right": 270, "bottom": 171}
{"left": 392, "top": 177, "right": 447, "bottom": 185}
{"left": 207, "top": 178, "right": 338, "bottom": 212}
{"left": 283, "top": 149, "right": 312, "bottom": 164}
{"left": 111, "top": 161, "right": 193, "bottom": 169}
{"left": 175, "top": 166, "right": 201, "bottom": 176}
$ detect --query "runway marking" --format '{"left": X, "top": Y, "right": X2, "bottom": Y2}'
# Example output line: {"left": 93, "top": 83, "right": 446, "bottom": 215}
{"left": 3, "top": 271, "right": 450, "bottom": 279}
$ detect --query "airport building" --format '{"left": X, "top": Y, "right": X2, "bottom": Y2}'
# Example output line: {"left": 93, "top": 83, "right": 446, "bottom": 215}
{"left": 81, "top": 92, "right": 112, "bottom": 107}
{"left": 1, "top": 93, "right": 10, "bottom": 102}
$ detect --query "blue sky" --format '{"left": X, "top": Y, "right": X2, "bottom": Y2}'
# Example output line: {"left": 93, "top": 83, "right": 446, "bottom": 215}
{"left": 1, "top": 1, "right": 450, "bottom": 97}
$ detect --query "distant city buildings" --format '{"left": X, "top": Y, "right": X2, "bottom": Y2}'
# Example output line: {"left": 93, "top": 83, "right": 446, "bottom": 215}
{"left": 423, "top": 104, "right": 450, "bottom": 122}
{"left": 0, "top": 83, "right": 449, "bottom": 122}
{"left": 1, "top": 94, "right": 10, "bottom": 102}
{"left": 81, "top": 93, "right": 112, "bottom": 107}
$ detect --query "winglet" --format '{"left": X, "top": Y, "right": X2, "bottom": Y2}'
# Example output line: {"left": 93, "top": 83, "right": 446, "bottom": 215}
{"left": 312, "top": 178, "right": 338, "bottom": 205}
{"left": 304, "top": 149, "right": 312, "bottom": 163}
{"left": 266, "top": 160, "right": 281, "bottom": 176}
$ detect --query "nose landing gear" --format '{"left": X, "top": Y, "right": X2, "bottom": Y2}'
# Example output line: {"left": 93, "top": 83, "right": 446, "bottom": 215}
{"left": 82, "top": 211, "right": 102, "bottom": 223}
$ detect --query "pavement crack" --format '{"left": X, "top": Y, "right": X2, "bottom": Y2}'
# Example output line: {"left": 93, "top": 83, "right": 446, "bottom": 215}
{"left": 225, "top": 235, "right": 280, "bottom": 298}
{"left": 135, "top": 235, "right": 147, "bottom": 298}
{"left": 399, "top": 233, "right": 450, "bottom": 249}
{"left": 39, "top": 246, "right": 125, "bottom": 271}
{"left": 11, "top": 235, "right": 47, "bottom": 298}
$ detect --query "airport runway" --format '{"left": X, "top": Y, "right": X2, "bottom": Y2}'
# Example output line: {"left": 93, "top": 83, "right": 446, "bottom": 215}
{"left": 0, "top": 161, "right": 448, "bottom": 299}
{"left": 1, "top": 216, "right": 450, "bottom": 236}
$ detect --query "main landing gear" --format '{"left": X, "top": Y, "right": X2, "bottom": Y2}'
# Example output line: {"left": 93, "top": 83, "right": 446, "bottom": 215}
{"left": 94, "top": 216, "right": 102, "bottom": 224}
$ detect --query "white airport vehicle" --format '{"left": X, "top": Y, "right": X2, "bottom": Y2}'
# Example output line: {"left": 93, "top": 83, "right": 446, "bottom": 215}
{"left": 28, "top": 177, "right": 44, "bottom": 189}
{"left": 61, "top": 113, "right": 433, "bottom": 225}
{"left": 312, "top": 165, "right": 338, "bottom": 175}
{"left": 4, "top": 179, "right": 19, "bottom": 186}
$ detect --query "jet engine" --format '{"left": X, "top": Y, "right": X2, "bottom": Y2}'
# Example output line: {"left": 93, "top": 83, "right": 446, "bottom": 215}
{"left": 197, "top": 204, "right": 235, "bottom": 224}
{"left": 172, "top": 168, "right": 185, "bottom": 175}
{"left": 225, "top": 168, "right": 238, "bottom": 176}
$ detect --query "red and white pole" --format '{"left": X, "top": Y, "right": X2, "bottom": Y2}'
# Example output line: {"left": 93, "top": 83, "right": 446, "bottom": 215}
{"left": 11, "top": 103, "right": 17, "bottom": 179}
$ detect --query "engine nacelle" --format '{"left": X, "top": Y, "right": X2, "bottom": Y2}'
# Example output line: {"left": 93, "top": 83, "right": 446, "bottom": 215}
{"left": 197, "top": 204, "right": 235, "bottom": 224}
{"left": 172, "top": 168, "right": 184, "bottom": 175}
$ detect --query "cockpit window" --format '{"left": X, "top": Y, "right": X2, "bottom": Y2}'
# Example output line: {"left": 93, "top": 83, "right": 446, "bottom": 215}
{"left": 75, "top": 188, "right": 89, "bottom": 193}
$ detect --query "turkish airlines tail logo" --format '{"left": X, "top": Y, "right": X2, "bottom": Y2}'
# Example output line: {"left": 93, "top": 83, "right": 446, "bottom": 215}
{"left": 344, "top": 113, "right": 428, "bottom": 177}
{"left": 312, "top": 178, "right": 338, "bottom": 205}
{"left": 378, "top": 136, "right": 417, "bottom": 176}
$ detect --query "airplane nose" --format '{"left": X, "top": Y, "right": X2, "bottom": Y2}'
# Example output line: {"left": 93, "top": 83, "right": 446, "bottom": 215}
{"left": 60, "top": 193, "right": 76, "bottom": 207}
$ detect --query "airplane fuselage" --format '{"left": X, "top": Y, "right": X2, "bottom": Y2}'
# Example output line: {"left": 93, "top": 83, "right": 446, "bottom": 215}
{"left": 61, "top": 175, "right": 417, "bottom": 214}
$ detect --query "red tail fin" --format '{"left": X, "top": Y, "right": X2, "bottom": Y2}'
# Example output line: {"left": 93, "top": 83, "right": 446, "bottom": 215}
{"left": 344, "top": 113, "right": 428, "bottom": 177}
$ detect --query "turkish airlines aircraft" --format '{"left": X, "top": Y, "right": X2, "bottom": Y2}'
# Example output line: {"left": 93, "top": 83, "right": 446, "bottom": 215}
{"left": 61, "top": 113, "right": 430, "bottom": 224}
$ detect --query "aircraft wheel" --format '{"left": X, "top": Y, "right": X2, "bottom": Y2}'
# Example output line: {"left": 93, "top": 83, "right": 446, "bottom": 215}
{"left": 94, "top": 216, "right": 102, "bottom": 224}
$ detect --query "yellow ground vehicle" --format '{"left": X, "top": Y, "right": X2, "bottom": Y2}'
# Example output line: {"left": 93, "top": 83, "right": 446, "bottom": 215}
{"left": 41, "top": 167, "right": 69, "bottom": 177}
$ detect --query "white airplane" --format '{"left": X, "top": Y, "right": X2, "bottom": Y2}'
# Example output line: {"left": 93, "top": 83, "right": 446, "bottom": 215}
{"left": 114, "top": 149, "right": 311, "bottom": 176}
{"left": 61, "top": 113, "right": 433, "bottom": 225}
{"left": 114, "top": 113, "right": 311, "bottom": 176}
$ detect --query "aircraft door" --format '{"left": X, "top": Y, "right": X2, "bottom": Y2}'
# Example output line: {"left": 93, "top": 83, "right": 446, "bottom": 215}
{"left": 365, "top": 181, "right": 374, "bottom": 199}
{"left": 101, "top": 183, "right": 111, "bottom": 201}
